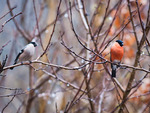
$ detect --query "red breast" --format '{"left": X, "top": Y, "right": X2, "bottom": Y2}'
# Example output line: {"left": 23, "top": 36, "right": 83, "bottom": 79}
{"left": 110, "top": 42, "right": 124, "bottom": 62}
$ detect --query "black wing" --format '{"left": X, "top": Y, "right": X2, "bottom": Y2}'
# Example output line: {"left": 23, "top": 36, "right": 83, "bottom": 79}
{"left": 10, "top": 49, "right": 24, "bottom": 70}
{"left": 10, "top": 45, "right": 28, "bottom": 70}
{"left": 14, "top": 49, "right": 24, "bottom": 65}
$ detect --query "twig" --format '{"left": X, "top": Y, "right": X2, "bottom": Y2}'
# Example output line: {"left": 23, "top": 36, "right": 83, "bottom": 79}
{"left": 70, "top": 1, "right": 95, "bottom": 112}
{"left": 40, "top": 0, "right": 62, "bottom": 57}
{"left": 118, "top": 0, "right": 150, "bottom": 112}
{"left": 0, "top": 6, "right": 17, "bottom": 20}
{"left": 61, "top": 36, "right": 106, "bottom": 64}
{"left": 4, "top": 60, "right": 88, "bottom": 71}
{"left": 7, "top": 0, "right": 31, "bottom": 41}
{"left": 41, "top": 70, "right": 86, "bottom": 93}
{"left": 32, "top": 0, "right": 44, "bottom": 50}
{"left": 98, "top": 77, "right": 106, "bottom": 113}
{"left": 127, "top": 0, "right": 139, "bottom": 45}
{"left": 38, "top": 2, "right": 76, "bottom": 38}
{"left": 100, "top": 7, "right": 138, "bottom": 54}
{"left": 1, "top": 91, "right": 16, "bottom": 113}
{"left": 64, "top": 77, "right": 86, "bottom": 112}
{"left": 0, "top": 40, "right": 11, "bottom": 55}
{"left": 99, "top": 0, "right": 122, "bottom": 51}
{"left": 0, "top": 86, "right": 22, "bottom": 90}
{"left": 0, "top": 12, "right": 22, "bottom": 33}
{"left": 0, "top": 55, "right": 8, "bottom": 73}
{"left": 96, "top": 0, "right": 111, "bottom": 37}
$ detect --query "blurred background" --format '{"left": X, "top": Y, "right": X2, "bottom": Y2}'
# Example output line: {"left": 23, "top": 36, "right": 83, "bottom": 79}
{"left": 0, "top": 0, "right": 149, "bottom": 113}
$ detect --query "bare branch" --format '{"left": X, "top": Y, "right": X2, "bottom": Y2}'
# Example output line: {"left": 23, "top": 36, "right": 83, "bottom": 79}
{"left": 0, "top": 12, "right": 22, "bottom": 33}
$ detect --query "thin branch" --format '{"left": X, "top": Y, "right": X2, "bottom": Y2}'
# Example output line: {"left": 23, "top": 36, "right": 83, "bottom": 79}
{"left": 0, "top": 86, "right": 22, "bottom": 90}
{"left": 100, "top": 7, "right": 138, "bottom": 53}
{"left": 127, "top": 0, "right": 139, "bottom": 46}
{"left": 32, "top": 0, "right": 44, "bottom": 50}
{"left": 7, "top": 0, "right": 31, "bottom": 41}
{"left": 99, "top": 0, "right": 122, "bottom": 51}
{"left": 0, "top": 89, "right": 33, "bottom": 98}
{"left": 69, "top": 1, "right": 95, "bottom": 112}
{"left": 40, "top": 0, "right": 62, "bottom": 57}
{"left": 0, "top": 12, "right": 22, "bottom": 33}
{"left": 118, "top": 0, "right": 150, "bottom": 112}
{"left": 1, "top": 92, "right": 16, "bottom": 113}
{"left": 0, "top": 6, "right": 17, "bottom": 20}
{"left": 96, "top": 0, "right": 111, "bottom": 37}
{"left": 0, "top": 40, "right": 11, "bottom": 55}
{"left": 38, "top": 2, "right": 76, "bottom": 38}
{"left": 40, "top": 70, "right": 86, "bottom": 93}
{"left": 4, "top": 60, "right": 89, "bottom": 71}
{"left": 77, "top": 0, "right": 88, "bottom": 30}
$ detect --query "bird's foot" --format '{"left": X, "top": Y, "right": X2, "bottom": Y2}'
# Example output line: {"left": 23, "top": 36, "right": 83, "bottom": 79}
{"left": 120, "top": 66, "right": 126, "bottom": 69}
{"left": 28, "top": 60, "right": 32, "bottom": 64}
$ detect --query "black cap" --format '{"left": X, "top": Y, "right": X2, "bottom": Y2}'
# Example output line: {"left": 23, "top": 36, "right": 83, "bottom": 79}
{"left": 30, "top": 42, "right": 37, "bottom": 47}
{"left": 116, "top": 40, "right": 123, "bottom": 46}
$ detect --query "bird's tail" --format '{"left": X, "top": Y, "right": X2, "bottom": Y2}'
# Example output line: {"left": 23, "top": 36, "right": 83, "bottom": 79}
{"left": 10, "top": 51, "right": 21, "bottom": 70}
{"left": 111, "top": 64, "right": 117, "bottom": 77}
{"left": 112, "top": 68, "right": 116, "bottom": 77}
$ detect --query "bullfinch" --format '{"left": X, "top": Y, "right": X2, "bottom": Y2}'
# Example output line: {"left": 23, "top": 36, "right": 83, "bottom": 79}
{"left": 110, "top": 40, "right": 124, "bottom": 77}
{"left": 10, "top": 41, "right": 37, "bottom": 70}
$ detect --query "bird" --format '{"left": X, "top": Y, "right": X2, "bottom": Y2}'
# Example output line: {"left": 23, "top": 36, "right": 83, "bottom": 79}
{"left": 110, "top": 40, "right": 124, "bottom": 77}
{"left": 10, "top": 41, "right": 37, "bottom": 70}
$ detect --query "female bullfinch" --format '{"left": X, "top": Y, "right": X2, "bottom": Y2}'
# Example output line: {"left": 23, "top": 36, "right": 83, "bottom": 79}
{"left": 10, "top": 41, "right": 37, "bottom": 70}
{"left": 110, "top": 40, "right": 124, "bottom": 77}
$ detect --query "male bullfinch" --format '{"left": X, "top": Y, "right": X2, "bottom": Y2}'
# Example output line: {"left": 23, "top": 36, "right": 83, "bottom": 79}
{"left": 110, "top": 40, "right": 124, "bottom": 77}
{"left": 10, "top": 41, "right": 37, "bottom": 70}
